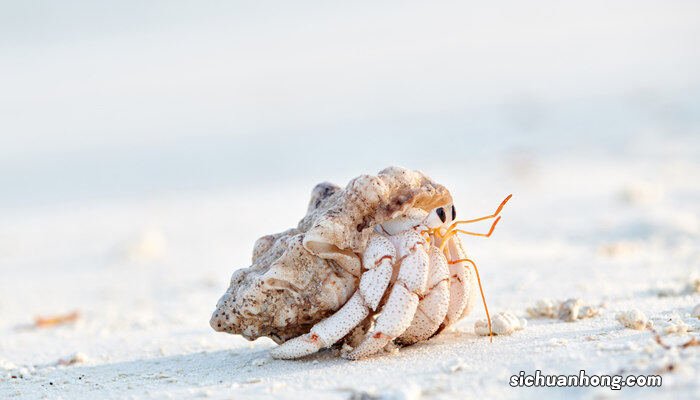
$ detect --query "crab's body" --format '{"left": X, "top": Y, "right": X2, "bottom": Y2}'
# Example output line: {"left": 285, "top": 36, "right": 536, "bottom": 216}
{"left": 211, "top": 167, "right": 508, "bottom": 359}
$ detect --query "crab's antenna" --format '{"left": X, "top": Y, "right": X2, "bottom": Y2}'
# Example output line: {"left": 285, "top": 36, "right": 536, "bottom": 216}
{"left": 447, "top": 194, "right": 512, "bottom": 232}
{"left": 449, "top": 258, "right": 493, "bottom": 342}
{"left": 452, "top": 218, "right": 501, "bottom": 238}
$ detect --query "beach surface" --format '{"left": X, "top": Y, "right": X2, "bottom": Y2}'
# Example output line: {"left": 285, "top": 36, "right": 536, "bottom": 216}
{"left": 1, "top": 149, "right": 699, "bottom": 399}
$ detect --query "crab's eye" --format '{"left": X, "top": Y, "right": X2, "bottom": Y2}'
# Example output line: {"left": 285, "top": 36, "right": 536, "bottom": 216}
{"left": 436, "top": 207, "right": 446, "bottom": 223}
{"left": 451, "top": 205, "right": 456, "bottom": 221}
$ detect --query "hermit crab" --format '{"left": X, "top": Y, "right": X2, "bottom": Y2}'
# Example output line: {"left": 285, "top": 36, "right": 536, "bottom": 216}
{"left": 210, "top": 167, "right": 510, "bottom": 359}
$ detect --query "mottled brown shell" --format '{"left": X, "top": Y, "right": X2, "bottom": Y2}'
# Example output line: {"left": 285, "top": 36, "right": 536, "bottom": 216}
{"left": 210, "top": 167, "right": 452, "bottom": 343}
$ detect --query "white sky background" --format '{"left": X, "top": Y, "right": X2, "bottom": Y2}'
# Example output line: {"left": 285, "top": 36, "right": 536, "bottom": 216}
{"left": 1, "top": 1, "right": 699, "bottom": 206}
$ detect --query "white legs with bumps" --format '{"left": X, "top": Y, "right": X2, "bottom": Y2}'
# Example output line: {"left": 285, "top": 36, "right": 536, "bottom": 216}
{"left": 346, "top": 231, "right": 430, "bottom": 359}
{"left": 397, "top": 246, "right": 450, "bottom": 345}
{"left": 271, "top": 213, "right": 478, "bottom": 360}
{"left": 270, "top": 235, "right": 395, "bottom": 359}
{"left": 269, "top": 292, "right": 370, "bottom": 359}
{"left": 359, "top": 235, "right": 395, "bottom": 311}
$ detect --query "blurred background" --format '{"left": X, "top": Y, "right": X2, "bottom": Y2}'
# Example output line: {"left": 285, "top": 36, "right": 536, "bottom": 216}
{"left": 2, "top": 0, "right": 699, "bottom": 207}
{"left": 1, "top": 0, "right": 699, "bottom": 374}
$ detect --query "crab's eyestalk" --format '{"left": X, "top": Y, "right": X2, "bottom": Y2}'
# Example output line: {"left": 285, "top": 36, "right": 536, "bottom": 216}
{"left": 424, "top": 204, "right": 455, "bottom": 230}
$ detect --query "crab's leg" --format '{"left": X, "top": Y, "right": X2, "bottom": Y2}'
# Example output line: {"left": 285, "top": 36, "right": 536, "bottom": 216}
{"left": 346, "top": 230, "right": 430, "bottom": 359}
{"left": 396, "top": 245, "right": 450, "bottom": 345}
{"left": 270, "top": 235, "right": 395, "bottom": 359}
{"left": 448, "top": 235, "right": 479, "bottom": 320}
{"left": 437, "top": 235, "right": 476, "bottom": 331}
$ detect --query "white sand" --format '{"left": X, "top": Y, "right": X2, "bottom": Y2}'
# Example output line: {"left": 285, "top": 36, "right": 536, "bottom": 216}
{"left": 1, "top": 154, "right": 699, "bottom": 399}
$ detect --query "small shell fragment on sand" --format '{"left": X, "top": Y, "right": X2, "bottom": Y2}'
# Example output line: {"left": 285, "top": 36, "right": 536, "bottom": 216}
{"left": 475, "top": 312, "right": 527, "bottom": 336}
{"left": 56, "top": 352, "right": 88, "bottom": 366}
{"left": 558, "top": 299, "right": 600, "bottom": 322}
{"left": 616, "top": 309, "right": 651, "bottom": 330}
{"left": 34, "top": 311, "right": 80, "bottom": 329}
{"left": 661, "top": 315, "right": 691, "bottom": 335}
{"left": 598, "top": 241, "right": 641, "bottom": 258}
{"left": 527, "top": 298, "right": 600, "bottom": 322}
{"left": 526, "top": 299, "right": 559, "bottom": 318}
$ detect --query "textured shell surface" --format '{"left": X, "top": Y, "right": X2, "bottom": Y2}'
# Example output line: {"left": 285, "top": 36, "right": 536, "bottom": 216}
{"left": 210, "top": 167, "right": 452, "bottom": 343}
